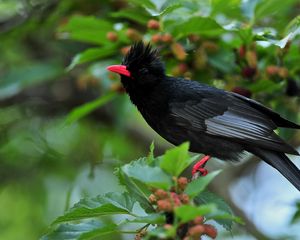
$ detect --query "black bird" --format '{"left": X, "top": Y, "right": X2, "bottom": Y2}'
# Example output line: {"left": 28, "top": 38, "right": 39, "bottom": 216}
{"left": 107, "top": 42, "right": 300, "bottom": 191}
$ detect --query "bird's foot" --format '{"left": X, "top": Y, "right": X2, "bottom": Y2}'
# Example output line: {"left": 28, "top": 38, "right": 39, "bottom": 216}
{"left": 192, "top": 155, "right": 211, "bottom": 179}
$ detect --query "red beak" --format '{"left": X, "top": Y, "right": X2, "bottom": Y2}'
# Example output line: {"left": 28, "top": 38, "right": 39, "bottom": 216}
{"left": 106, "top": 65, "right": 131, "bottom": 77}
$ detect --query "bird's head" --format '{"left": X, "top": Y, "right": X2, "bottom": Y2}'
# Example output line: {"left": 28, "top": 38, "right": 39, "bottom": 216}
{"left": 107, "top": 42, "right": 165, "bottom": 91}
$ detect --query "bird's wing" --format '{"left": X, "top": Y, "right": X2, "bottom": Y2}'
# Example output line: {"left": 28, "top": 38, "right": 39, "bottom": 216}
{"left": 170, "top": 93, "right": 297, "bottom": 154}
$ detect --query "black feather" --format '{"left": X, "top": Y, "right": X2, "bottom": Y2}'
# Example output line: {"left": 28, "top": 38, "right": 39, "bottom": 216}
{"left": 116, "top": 42, "right": 300, "bottom": 191}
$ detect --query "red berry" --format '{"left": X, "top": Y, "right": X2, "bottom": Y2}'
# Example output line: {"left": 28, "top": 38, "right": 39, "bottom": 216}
{"left": 193, "top": 216, "right": 204, "bottom": 225}
{"left": 161, "top": 33, "right": 173, "bottom": 43}
{"left": 157, "top": 199, "right": 173, "bottom": 212}
{"left": 231, "top": 87, "right": 252, "bottom": 98}
{"left": 151, "top": 34, "right": 162, "bottom": 43}
{"left": 188, "top": 224, "right": 205, "bottom": 237}
{"left": 120, "top": 46, "right": 130, "bottom": 55}
{"left": 170, "top": 192, "right": 181, "bottom": 206}
{"left": 177, "top": 177, "right": 188, "bottom": 190}
{"left": 154, "top": 189, "right": 168, "bottom": 199}
{"left": 239, "top": 45, "right": 246, "bottom": 58}
{"left": 266, "top": 65, "right": 279, "bottom": 76}
{"left": 241, "top": 66, "right": 256, "bottom": 79}
{"left": 179, "top": 194, "right": 190, "bottom": 204}
{"left": 147, "top": 19, "right": 160, "bottom": 30}
{"left": 203, "top": 224, "right": 217, "bottom": 239}
{"left": 106, "top": 31, "right": 118, "bottom": 42}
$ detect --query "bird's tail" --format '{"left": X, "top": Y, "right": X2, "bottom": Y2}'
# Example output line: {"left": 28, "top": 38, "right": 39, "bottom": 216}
{"left": 251, "top": 148, "right": 300, "bottom": 191}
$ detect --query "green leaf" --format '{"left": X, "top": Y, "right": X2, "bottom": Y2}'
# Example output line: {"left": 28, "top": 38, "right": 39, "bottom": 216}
{"left": 0, "top": 61, "right": 63, "bottom": 100}
{"left": 58, "top": 16, "right": 113, "bottom": 45}
{"left": 128, "top": 0, "right": 157, "bottom": 11}
{"left": 42, "top": 220, "right": 117, "bottom": 240}
{"left": 194, "top": 191, "right": 243, "bottom": 230}
{"left": 111, "top": 8, "right": 150, "bottom": 24}
{"left": 160, "top": 142, "right": 195, "bottom": 177}
{"left": 129, "top": 213, "right": 165, "bottom": 224}
{"left": 67, "top": 46, "right": 117, "bottom": 70}
{"left": 175, "top": 204, "right": 216, "bottom": 223}
{"left": 184, "top": 170, "right": 221, "bottom": 198}
{"left": 165, "top": 16, "right": 224, "bottom": 39}
{"left": 153, "top": 3, "right": 182, "bottom": 17}
{"left": 52, "top": 192, "right": 135, "bottom": 224}
{"left": 65, "top": 92, "right": 117, "bottom": 125}
{"left": 122, "top": 158, "right": 172, "bottom": 189}
{"left": 254, "top": 0, "right": 297, "bottom": 21}
{"left": 116, "top": 165, "right": 155, "bottom": 213}
{"left": 247, "top": 79, "right": 284, "bottom": 93}
{"left": 291, "top": 201, "right": 300, "bottom": 224}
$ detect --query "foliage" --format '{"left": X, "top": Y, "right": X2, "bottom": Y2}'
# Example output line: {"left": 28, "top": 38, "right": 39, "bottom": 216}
{"left": 42, "top": 143, "right": 242, "bottom": 240}
{"left": 1, "top": 0, "right": 300, "bottom": 239}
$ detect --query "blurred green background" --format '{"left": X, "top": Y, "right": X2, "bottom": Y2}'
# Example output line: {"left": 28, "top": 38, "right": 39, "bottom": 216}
{"left": 1, "top": 0, "right": 300, "bottom": 239}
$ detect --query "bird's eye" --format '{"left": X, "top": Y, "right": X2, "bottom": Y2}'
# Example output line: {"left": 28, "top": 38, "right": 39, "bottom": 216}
{"left": 140, "top": 68, "right": 149, "bottom": 74}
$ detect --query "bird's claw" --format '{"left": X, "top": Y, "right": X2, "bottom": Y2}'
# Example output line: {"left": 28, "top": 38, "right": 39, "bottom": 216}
{"left": 192, "top": 155, "right": 211, "bottom": 179}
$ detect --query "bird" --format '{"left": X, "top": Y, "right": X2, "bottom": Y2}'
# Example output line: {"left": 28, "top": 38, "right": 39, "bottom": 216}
{"left": 107, "top": 41, "right": 300, "bottom": 191}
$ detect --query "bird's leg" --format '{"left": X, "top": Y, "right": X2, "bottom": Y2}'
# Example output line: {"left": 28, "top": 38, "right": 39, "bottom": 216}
{"left": 192, "top": 155, "right": 211, "bottom": 178}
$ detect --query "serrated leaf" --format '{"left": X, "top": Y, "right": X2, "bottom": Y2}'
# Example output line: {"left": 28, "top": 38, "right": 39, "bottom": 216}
{"left": 122, "top": 158, "right": 172, "bottom": 189}
{"left": 42, "top": 220, "right": 116, "bottom": 240}
{"left": 129, "top": 213, "right": 165, "bottom": 224}
{"left": 166, "top": 16, "right": 224, "bottom": 39}
{"left": 58, "top": 16, "right": 113, "bottom": 45}
{"left": 65, "top": 92, "right": 117, "bottom": 125}
{"left": 184, "top": 170, "right": 221, "bottom": 197}
{"left": 160, "top": 142, "right": 195, "bottom": 177}
{"left": 52, "top": 192, "right": 134, "bottom": 224}
{"left": 174, "top": 204, "right": 216, "bottom": 223}
{"left": 155, "top": 3, "right": 182, "bottom": 17}
{"left": 67, "top": 46, "right": 117, "bottom": 70}
{"left": 194, "top": 191, "right": 243, "bottom": 230}
{"left": 116, "top": 165, "right": 155, "bottom": 213}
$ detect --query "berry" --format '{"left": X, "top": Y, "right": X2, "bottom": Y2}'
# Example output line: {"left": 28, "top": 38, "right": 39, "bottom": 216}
{"left": 177, "top": 177, "right": 188, "bottom": 190}
{"left": 148, "top": 194, "right": 157, "bottom": 203}
{"left": 266, "top": 65, "right": 279, "bottom": 76}
{"left": 163, "top": 224, "right": 173, "bottom": 230}
{"left": 188, "top": 224, "right": 205, "bottom": 237}
{"left": 239, "top": 45, "right": 246, "bottom": 58}
{"left": 171, "top": 42, "right": 186, "bottom": 60}
{"left": 157, "top": 199, "right": 173, "bottom": 212}
{"left": 154, "top": 189, "right": 168, "bottom": 199}
{"left": 245, "top": 50, "right": 257, "bottom": 68}
{"left": 120, "top": 46, "right": 130, "bottom": 55}
{"left": 188, "top": 34, "right": 200, "bottom": 42}
{"left": 179, "top": 194, "right": 190, "bottom": 204}
{"left": 151, "top": 34, "right": 162, "bottom": 43}
{"left": 278, "top": 67, "right": 289, "bottom": 78}
{"left": 193, "top": 216, "right": 204, "bottom": 225}
{"left": 202, "top": 41, "right": 218, "bottom": 53}
{"left": 147, "top": 19, "right": 160, "bottom": 30}
{"left": 203, "top": 224, "right": 217, "bottom": 239}
{"left": 241, "top": 66, "right": 256, "bottom": 79}
{"left": 126, "top": 28, "right": 141, "bottom": 41}
{"left": 161, "top": 33, "right": 173, "bottom": 43}
{"left": 170, "top": 192, "right": 181, "bottom": 206}
{"left": 231, "top": 87, "right": 252, "bottom": 98}
{"left": 106, "top": 31, "right": 118, "bottom": 42}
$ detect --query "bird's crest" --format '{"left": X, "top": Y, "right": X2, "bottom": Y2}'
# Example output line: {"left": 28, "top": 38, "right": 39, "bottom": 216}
{"left": 122, "top": 41, "right": 163, "bottom": 74}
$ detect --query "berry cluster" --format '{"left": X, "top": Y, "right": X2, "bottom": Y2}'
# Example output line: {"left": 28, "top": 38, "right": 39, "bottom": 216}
{"left": 139, "top": 177, "right": 218, "bottom": 240}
